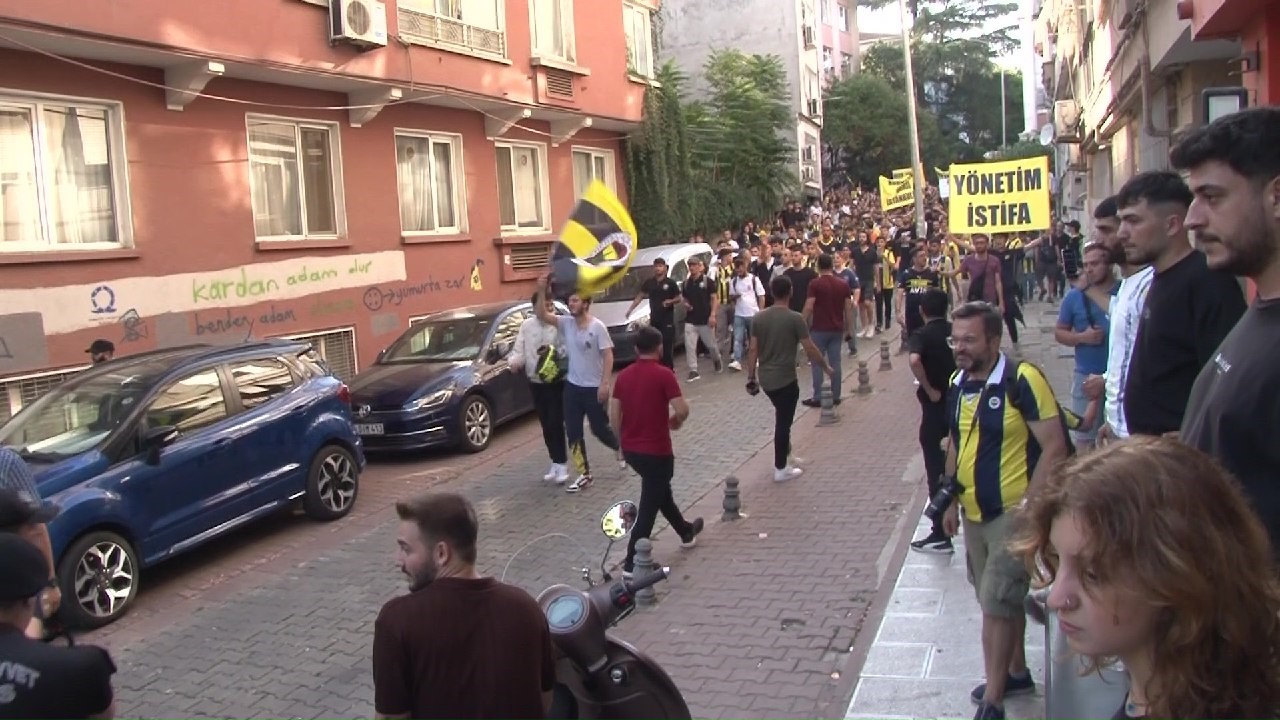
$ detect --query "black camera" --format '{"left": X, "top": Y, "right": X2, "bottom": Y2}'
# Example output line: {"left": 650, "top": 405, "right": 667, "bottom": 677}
{"left": 924, "top": 476, "right": 963, "bottom": 521}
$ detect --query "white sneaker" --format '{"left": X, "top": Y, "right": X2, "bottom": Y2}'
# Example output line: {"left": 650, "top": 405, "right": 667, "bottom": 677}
{"left": 728, "top": 360, "right": 742, "bottom": 371}
{"left": 543, "top": 463, "right": 558, "bottom": 481}
{"left": 774, "top": 466, "right": 803, "bottom": 483}
{"left": 552, "top": 464, "right": 570, "bottom": 484}
{"left": 864, "top": 327, "right": 876, "bottom": 338}
{"left": 566, "top": 474, "right": 593, "bottom": 493}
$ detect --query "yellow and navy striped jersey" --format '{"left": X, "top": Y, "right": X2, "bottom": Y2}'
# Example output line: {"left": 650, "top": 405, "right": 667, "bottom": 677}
{"left": 947, "top": 355, "right": 1060, "bottom": 523}
{"left": 878, "top": 250, "right": 897, "bottom": 288}
{"left": 714, "top": 266, "right": 732, "bottom": 304}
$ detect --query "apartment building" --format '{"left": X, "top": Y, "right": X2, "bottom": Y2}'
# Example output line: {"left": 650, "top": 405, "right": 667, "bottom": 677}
{"left": 1036, "top": 0, "right": 1241, "bottom": 221}
{"left": 0, "top": 0, "right": 657, "bottom": 420}
{"left": 819, "top": 0, "right": 861, "bottom": 84}
{"left": 660, "top": 0, "right": 846, "bottom": 194}
{"left": 1183, "top": 0, "right": 1279, "bottom": 105}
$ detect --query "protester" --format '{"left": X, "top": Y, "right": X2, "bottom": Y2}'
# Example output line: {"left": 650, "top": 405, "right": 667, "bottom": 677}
{"left": 86, "top": 340, "right": 114, "bottom": 364}
{"left": 832, "top": 251, "right": 862, "bottom": 354}
{"left": 1054, "top": 243, "right": 1117, "bottom": 449}
{"left": 745, "top": 276, "right": 834, "bottom": 483}
{"left": 507, "top": 293, "right": 569, "bottom": 485}
{"left": 680, "top": 257, "right": 723, "bottom": 381}
{"left": 713, "top": 247, "right": 736, "bottom": 355}
{"left": 802, "top": 254, "right": 854, "bottom": 407}
{"left": 1114, "top": 171, "right": 1246, "bottom": 437}
{"left": 1058, "top": 219, "right": 1084, "bottom": 285}
{"left": 940, "top": 301, "right": 1070, "bottom": 720}
{"left": 906, "top": 289, "right": 955, "bottom": 554}
{"left": 989, "top": 234, "right": 1026, "bottom": 349}
{"left": 957, "top": 234, "right": 1004, "bottom": 309}
{"left": 727, "top": 258, "right": 766, "bottom": 371}
{"left": 1034, "top": 227, "right": 1062, "bottom": 302}
{"left": 1011, "top": 437, "right": 1280, "bottom": 719}
{"left": 851, "top": 232, "right": 880, "bottom": 337}
{"left": 536, "top": 277, "right": 624, "bottom": 493}
{"left": 609, "top": 327, "right": 704, "bottom": 576}
{"left": 896, "top": 248, "right": 943, "bottom": 344}
{"left": 783, "top": 247, "right": 817, "bottom": 313}
{"left": 626, "top": 258, "right": 681, "bottom": 369}
{"left": 373, "top": 493, "right": 555, "bottom": 719}
{"left": 1173, "top": 106, "right": 1280, "bottom": 550}
{"left": 876, "top": 238, "right": 897, "bottom": 331}
{"left": 0, "top": 448, "right": 58, "bottom": 639}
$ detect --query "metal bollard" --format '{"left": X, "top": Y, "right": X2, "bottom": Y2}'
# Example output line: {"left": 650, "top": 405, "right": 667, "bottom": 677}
{"left": 857, "top": 361, "right": 872, "bottom": 395}
{"left": 633, "top": 538, "right": 658, "bottom": 606}
{"left": 818, "top": 385, "right": 838, "bottom": 425}
{"left": 879, "top": 340, "right": 892, "bottom": 371}
{"left": 722, "top": 476, "right": 742, "bottom": 521}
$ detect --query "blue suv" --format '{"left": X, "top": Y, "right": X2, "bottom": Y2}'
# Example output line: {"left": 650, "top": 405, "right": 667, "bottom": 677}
{"left": 0, "top": 341, "right": 365, "bottom": 629}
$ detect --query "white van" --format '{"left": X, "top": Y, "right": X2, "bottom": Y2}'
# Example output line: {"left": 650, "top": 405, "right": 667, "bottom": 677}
{"left": 590, "top": 243, "right": 715, "bottom": 363}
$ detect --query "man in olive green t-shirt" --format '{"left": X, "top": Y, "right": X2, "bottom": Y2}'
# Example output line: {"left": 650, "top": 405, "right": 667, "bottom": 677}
{"left": 746, "top": 275, "right": 834, "bottom": 483}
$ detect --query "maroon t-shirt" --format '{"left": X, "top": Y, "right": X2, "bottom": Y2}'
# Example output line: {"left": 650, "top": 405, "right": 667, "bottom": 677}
{"left": 808, "top": 273, "right": 852, "bottom": 332}
{"left": 960, "top": 254, "right": 1002, "bottom": 304}
{"left": 613, "top": 357, "right": 681, "bottom": 456}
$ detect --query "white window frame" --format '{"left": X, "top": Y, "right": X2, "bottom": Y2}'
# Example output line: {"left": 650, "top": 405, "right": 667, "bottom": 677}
{"left": 494, "top": 140, "right": 552, "bottom": 235}
{"left": 837, "top": 3, "right": 849, "bottom": 32}
{"left": 0, "top": 90, "right": 133, "bottom": 253}
{"left": 245, "top": 114, "right": 347, "bottom": 242}
{"left": 0, "top": 365, "right": 90, "bottom": 421}
{"left": 571, "top": 147, "right": 616, "bottom": 196}
{"left": 278, "top": 326, "right": 359, "bottom": 378}
{"left": 393, "top": 130, "right": 468, "bottom": 237}
{"left": 623, "top": 3, "right": 654, "bottom": 78}
{"left": 529, "top": 0, "right": 576, "bottom": 63}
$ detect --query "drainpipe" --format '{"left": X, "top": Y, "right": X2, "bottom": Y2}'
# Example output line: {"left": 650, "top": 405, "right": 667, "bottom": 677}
{"left": 1138, "top": 0, "right": 1172, "bottom": 138}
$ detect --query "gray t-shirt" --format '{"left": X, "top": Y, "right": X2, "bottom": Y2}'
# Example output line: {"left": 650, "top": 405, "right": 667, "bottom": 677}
{"left": 557, "top": 315, "right": 613, "bottom": 388}
{"left": 751, "top": 306, "right": 809, "bottom": 392}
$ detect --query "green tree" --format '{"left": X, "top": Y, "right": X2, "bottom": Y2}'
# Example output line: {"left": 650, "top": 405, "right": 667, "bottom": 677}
{"left": 624, "top": 62, "right": 697, "bottom": 245}
{"left": 821, "top": 73, "right": 947, "bottom": 186}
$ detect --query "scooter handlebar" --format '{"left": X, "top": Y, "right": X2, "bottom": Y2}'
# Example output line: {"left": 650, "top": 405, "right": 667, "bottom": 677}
{"left": 624, "top": 566, "right": 670, "bottom": 594}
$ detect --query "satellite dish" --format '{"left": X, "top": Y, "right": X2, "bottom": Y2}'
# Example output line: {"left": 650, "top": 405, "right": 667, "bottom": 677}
{"left": 1039, "top": 124, "right": 1055, "bottom": 146}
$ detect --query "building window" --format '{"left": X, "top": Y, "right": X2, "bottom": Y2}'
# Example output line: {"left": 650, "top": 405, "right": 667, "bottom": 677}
{"left": 395, "top": 132, "right": 465, "bottom": 235}
{"left": 623, "top": 3, "right": 654, "bottom": 78}
{"left": 822, "top": 47, "right": 834, "bottom": 73}
{"left": 397, "top": 0, "right": 507, "bottom": 58}
{"left": 530, "top": 0, "right": 575, "bottom": 62}
{"left": 0, "top": 367, "right": 86, "bottom": 425}
{"left": 837, "top": 3, "right": 848, "bottom": 32}
{"left": 246, "top": 117, "right": 343, "bottom": 240}
{"left": 495, "top": 142, "right": 550, "bottom": 232}
{"left": 0, "top": 97, "right": 129, "bottom": 252}
{"left": 571, "top": 148, "right": 615, "bottom": 197}
{"left": 840, "top": 52, "right": 854, "bottom": 75}
{"left": 280, "top": 327, "right": 358, "bottom": 380}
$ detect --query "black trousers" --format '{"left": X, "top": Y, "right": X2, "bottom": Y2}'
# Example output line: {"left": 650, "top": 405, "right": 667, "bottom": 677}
{"left": 656, "top": 323, "right": 676, "bottom": 369}
{"left": 919, "top": 398, "right": 948, "bottom": 534}
{"left": 877, "top": 289, "right": 894, "bottom": 328}
{"left": 530, "top": 381, "right": 567, "bottom": 465}
{"left": 763, "top": 381, "right": 800, "bottom": 470}
{"left": 623, "top": 452, "right": 692, "bottom": 569}
{"left": 1003, "top": 304, "right": 1020, "bottom": 344}
{"left": 564, "top": 383, "right": 619, "bottom": 477}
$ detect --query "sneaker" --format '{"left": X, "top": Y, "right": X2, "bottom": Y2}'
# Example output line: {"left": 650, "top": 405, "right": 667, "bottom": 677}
{"left": 774, "top": 466, "right": 803, "bottom": 483}
{"left": 552, "top": 464, "right": 570, "bottom": 484}
{"left": 565, "top": 474, "right": 593, "bottom": 493}
{"left": 833, "top": 397, "right": 842, "bottom": 406}
{"left": 621, "top": 566, "right": 634, "bottom": 580}
{"left": 970, "top": 673, "right": 1036, "bottom": 705}
{"left": 728, "top": 360, "right": 742, "bottom": 371}
{"left": 714, "top": 359, "right": 723, "bottom": 373}
{"left": 617, "top": 452, "right": 629, "bottom": 472}
{"left": 543, "top": 463, "right": 558, "bottom": 481}
{"left": 688, "top": 371, "right": 701, "bottom": 381}
{"left": 973, "top": 702, "right": 1005, "bottom": 720}
{"left": 679, "top": 517, "right": 705, "bottom": 548}
{"left": 910, "top": 530, "right": 954, "bottom": 554}
{"left": 802, "top": 397, "right": 821, "bottom": 408}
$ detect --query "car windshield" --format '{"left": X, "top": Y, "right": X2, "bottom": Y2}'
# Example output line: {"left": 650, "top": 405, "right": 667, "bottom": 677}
{"left": 0, "top": 363, "right": 166, "bottom": 460}
{"left": 382, "top": 316, "right": 493, "bottom": 362}
{"left": 595, "top": 266, "right": 655, "bottom": 303}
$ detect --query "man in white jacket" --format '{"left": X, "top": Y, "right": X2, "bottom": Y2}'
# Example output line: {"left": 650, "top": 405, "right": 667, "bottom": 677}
{"left": 507, "top": 293, "right": 569, "bottom": 484}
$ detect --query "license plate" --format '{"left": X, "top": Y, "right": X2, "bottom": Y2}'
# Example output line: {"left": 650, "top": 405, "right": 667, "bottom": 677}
{"left": 355, "top": 423, "right": 384, "bottom": 436}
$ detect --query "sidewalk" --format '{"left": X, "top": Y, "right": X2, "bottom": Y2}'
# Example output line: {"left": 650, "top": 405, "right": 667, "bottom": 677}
{"left": 845, "top": 301, "right": 1076, "bottom": 720}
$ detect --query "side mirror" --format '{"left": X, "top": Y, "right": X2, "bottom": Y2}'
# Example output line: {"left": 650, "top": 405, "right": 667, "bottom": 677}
{"left": 600, "top": 500, "right": 638, "bottom": 540}
{"left": 140, "top": 424, "right": 179, "bottom": 464}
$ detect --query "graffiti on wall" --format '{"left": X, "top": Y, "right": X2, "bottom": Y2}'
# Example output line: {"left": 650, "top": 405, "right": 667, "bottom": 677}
{"left": 0, "top": 251, "right": 408, "bottom": 337}
{"left": 361, "top": 259, "right": 486, "bottom": 312}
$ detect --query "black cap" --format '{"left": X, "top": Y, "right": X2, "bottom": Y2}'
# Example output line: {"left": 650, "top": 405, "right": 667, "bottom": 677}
{"left": 0, "top": 489, "right": 58, "bottom": 529}
{"left": 0, "top": 533, "right": 51, "bottom": 601}
{"left": 86, "top": 339, "right": 114, "bottom": 355}
{"left": 1065, "top": 219, "right": 1081, "bottom": 230}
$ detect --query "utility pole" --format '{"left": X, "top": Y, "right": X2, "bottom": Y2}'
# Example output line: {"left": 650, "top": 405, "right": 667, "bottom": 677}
{"left": 897, "top": 0, "right": 927, "bottom": 238}
{"left": 1001, "top": 65, "right": 1008, "bottom": 147}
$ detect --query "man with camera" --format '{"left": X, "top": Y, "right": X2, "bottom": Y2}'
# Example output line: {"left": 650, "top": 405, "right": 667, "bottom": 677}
{"left": 938, "top": 301, "right": 1070, "bottom": 720}
{"left": 906, "top": 289, "right": 955, "bottom": 554}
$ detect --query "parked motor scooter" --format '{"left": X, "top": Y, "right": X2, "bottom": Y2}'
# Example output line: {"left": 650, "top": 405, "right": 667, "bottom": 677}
{"left": 531, "top": 500, "right": 692, "bottom": 719}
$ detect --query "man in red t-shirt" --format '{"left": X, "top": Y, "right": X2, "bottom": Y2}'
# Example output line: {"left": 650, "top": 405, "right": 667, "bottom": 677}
{"left": 802, "top": 253, "right": 854, "bottom": 406}
{"left": 608, "top": 327, "right": 704, "bottom": 576}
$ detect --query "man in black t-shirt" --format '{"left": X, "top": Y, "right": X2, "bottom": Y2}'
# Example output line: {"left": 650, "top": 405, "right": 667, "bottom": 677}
{"left": 0, "top": 533, "right": 117, "bottom": 719}
{"left": 896, "top": 248, "right": 943, "bottom": 338}
{"left": 851, "top": 234, "right": 880, "bottom": 338}
{"left": 627, "top": 258, "right": 682, "bottom": 369}
{"left": 1058, "top": 220, "right": 1083, "bottom": 282}
{"left": 783, "top": 248, "right": 817, "bottom": 313}
{"left": 680, "top": 257, "right": 722, "bottom": 380}
{"left": 1115, "top": 171, "right": 1246, "bottom": 437}
{"left": 1174, "top": 108, "right": 1280, "bottom": 549}
{"left": 907, "top": 289, "right": 956, "bottom": 554}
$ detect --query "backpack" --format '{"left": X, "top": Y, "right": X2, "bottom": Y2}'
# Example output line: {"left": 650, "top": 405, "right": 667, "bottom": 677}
{"left": 1002, "top": 360, "right": 1078, "bottom": 457}
{"left": 1037, "top": 241, "right": 1058, "bottom": 264}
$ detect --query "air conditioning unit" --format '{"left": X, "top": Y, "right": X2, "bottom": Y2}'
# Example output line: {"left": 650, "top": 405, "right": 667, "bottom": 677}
{"left": 1054, "top": 99, "right": 1082, "bottom": 143}
{"left": 807, "top": 98, "right": 821, "bottom": 117}
{"left": 330, "top": 0, "right": 388, "bottom": 49}
{"left": 803, "top": 25, "right": 817, "bottom": 48}
{"left": 802, "top": 166, "right": 816, "bottom": 182}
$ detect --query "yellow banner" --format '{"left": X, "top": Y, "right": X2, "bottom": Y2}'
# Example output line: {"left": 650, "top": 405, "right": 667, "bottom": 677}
{"left": 947, "top": 156, "right": 1052, "bottom": 233}
{"left": 891, "top": 167, "right": 912, "bottom": 179}
{"left": 879, "top": 174, "right": 914, "bottom": 211}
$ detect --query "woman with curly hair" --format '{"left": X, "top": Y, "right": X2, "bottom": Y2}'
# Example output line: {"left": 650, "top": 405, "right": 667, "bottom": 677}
{"left": 1010, "top": 436, "right": 1280, "bottom": 719}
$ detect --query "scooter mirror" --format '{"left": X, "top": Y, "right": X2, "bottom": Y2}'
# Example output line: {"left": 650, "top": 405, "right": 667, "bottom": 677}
{"left": 601, "top": 500, "right": 638, "bottom": 540}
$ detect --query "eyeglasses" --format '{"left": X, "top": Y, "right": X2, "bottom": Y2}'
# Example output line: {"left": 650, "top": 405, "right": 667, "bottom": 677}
{"left": 946, "top": 335, "right": 984, "bottom": 349}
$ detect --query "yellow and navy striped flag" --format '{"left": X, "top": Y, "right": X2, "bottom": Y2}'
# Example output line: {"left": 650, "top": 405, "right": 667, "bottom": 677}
{"left": 550, "top": 180, "right": 638, "bottom": 296}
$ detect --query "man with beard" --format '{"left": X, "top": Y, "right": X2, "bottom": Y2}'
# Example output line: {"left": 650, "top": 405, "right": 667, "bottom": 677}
{"left": 1054, "top": 243, "right": 1117, "bottom": 449}
{"left": 627, "top": 258, "right": 680, "bottom": 369}
{"left": 1174, "top": 107, "right": 1280, "bottom": 549}
{"left": 1114, "top": 171, "right": 1246, "bottom": 437}
{"left": 940, "top": 302, "right": 1069, "bottom": 720}
{"left": 373, "top": 492, "right": 555, "bottom": 719}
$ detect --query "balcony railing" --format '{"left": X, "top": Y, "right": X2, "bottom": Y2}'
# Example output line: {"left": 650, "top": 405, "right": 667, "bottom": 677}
{"left": 397, "top": 5, "right": 507, "bottom": 59}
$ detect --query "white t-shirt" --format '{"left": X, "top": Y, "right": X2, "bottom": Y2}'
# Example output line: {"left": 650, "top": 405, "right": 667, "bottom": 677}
{"left": 731, "top": 274, "right": 766, "bottom": 318}
{"left": 1104, "top": 266, "right": 1155, "bottom": 437}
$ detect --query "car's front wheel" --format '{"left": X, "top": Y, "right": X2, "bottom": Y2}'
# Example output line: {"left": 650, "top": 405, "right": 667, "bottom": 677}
{"left": 458, "top": 395, "right": 492, "bottom": 453}
{"left": 303, "top": 444, "right": 359, "bottom": 521}
{"left": 57, "top": 530, "right": 140, "bottom": 630}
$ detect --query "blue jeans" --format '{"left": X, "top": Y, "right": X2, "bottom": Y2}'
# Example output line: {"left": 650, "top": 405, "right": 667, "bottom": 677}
{"left": 810, "top": 330, "right": 843, "bottom": 399}
{"left": 733, "top": 315, "right": 752, "bottom": 362}
{"left": 563, "top": 382, "right": 619, "bottom": 477}
{"left": 1070, "top": 369, "right": 1099, "bottom": 445}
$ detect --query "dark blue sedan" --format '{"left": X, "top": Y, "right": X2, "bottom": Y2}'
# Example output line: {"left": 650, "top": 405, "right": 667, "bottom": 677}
{"left": 0, "top": 340, "right": 364, "bottom": 628}
{"left": 349, "top": 300, "right": 561, "bottom": 453}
